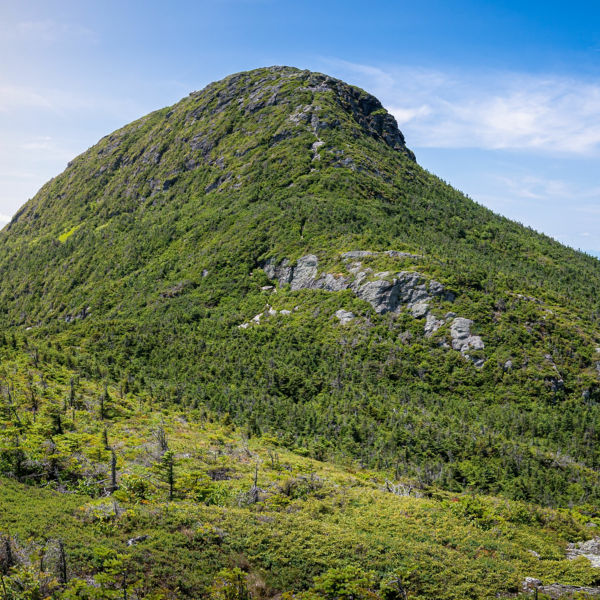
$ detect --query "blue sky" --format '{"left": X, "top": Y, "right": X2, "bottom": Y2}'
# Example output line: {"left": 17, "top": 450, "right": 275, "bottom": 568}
{"left": 1, "top": 0, "right": 600, "bottom": 252}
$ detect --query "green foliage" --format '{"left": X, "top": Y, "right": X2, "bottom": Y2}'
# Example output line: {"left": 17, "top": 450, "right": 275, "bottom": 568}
{"left": 210, "top": 568, "right": 250, "bottom": 600}
{"left": 1, "top": 66, "right": 600, "bottom": 598}
{"left": 309, "top": 566, "right": 377, "bottom": 600}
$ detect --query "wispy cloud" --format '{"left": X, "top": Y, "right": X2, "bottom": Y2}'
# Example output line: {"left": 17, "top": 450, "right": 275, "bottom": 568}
{"left": 0, "top": 82, "right": 143, "bottom": 119}
{"left": 497, "top": 176, "right": 572, "bottom": 201}
{"left": 0, "top": 85, "right": 53, "bottom": 112}
{"left": 494, "top": 174, "right": 600, "bottom": 202}
{"left": 325, "top": 59, "right": 600, "bottom": 155}
{"left": 9, "top": 19, "right": 96, "bottom": 43}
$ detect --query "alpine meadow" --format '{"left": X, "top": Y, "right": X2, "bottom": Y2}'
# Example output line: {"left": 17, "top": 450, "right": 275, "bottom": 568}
{"left": 2, "top": 66, "right": 600, "bottom": 599}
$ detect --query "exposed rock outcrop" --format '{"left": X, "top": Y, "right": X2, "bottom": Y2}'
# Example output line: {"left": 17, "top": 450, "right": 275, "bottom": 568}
{"left": 450, "top": 318, "right": 485, "bottom": 367}
{"left": 263, "top": 254, "right": 451, "bottom": 316}
{"left": 522, "top": 577, "right": 600, "bottom": 599}
{"left": 517, "top": 536, "right": 600, "bottom": 598}
{"left": 262, "top": 253, "right": 485, "bottom": 366}
{"left": 425, "top": 313, "right": 445, "bottom": 337}
{"left": 335, "top": 309, "right": 355, "bottom": 324}
{"left": 341, "top": 250, "right": 421, "bottom": 260}
{"left": 567, "top": 537, "right": 600, "bottom": 567}
{"left": 263, "top": 254, "right": 351, "bottom": 292}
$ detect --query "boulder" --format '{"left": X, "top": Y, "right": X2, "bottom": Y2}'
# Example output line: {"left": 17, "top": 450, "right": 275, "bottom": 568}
{"left": 290, "top": 254, "right": 318, "bottom": 290}
{"left": 567, "top": 537, "right": 600, "bottom": 567}
{"left": 335, "top": 309, "right": 355, "bottom": 324}
{"left": 424, "top": 313, "right": 444, "bottom": 337}
{"left": 450, "top": 318, "right": 484, "bottom": 353}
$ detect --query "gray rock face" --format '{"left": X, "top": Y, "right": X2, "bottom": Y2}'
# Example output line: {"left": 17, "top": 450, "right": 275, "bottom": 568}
{"left": 262, "top": 253, "right": 485, "bottom": 366}
{"left": 263, "top": 258, "right": 293, "bottom": 285}
{"left": 267, "top": 256, "right": 443, "bottom": 317}
{"left": 290, "top": 254, "right": 319, "bottom": 290}
{"left": 521, "top": 581, "right": 600, "bottom": 599}
{"left": 385, "top": 250, "right": 422, "bottom": 259}
{"left": 263, "top": 255, "right": 349, "bottom": 292}
{"left": 341, "top": 250, "right": 377, "bottom": 260}
{"left": 352, "top": 278, "right": 396, "bottom": 313}
{"left": 567, "top": 537, "right": 600, "bottom": 567}
{"left": 351, "top": 271, "right": 446, "bottom": 317}
{"left": 449, "top": 318, "right": 485, "bottom": 367}
{"left": 515, "top": 538, "right": 600, "bottom": 598}
{"left": 335, "top": 309, "right": 355, "bottom": 324}
{"left": 410, "top": 301, "right": 430, "bottom": 318}
{"left": 424, "top": 313, "right": 445, "bottom": 337}
{"left": 450, "top": 318, "right": 484, "bottom": 352}
{"left": 522, "top": 578, "right": 542, "bottom": 593}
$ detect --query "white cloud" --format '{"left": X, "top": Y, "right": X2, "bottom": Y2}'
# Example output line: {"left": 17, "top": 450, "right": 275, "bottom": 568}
{"left": 0, "top": 213, "right": 12, "bottom": 225}
{"left": 0, "top": 85, "right": 53, "bottom": 112}
{"left": 324, "top": 59, "right": 600, "bottom": 155}
{"left": 20, "top": 136, "right": 54, "bottom": 151}
{"left": 388, "top": 104, "right": 431, "bottom": 125}
{"left": 0, "top": 82, "right": 144, "bottom": 120}
{"left": 495, "top": 175, "right": 573, "bottom": 201}
{"left": 11, "top": 20, "right": 96, "bottom": 43}
{"left": 494, "top": 175, "right": 600, "bottom": 203}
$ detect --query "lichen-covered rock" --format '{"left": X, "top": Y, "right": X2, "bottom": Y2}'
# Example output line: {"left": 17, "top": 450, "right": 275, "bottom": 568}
{"left": 262, "top": 253, "right": 485, "bottom": 365}
{"left": 290, "top": 254, "right": 319, "bottom": 290}
{"left": 341, "top": 249, "right": 421, "bottom": 261}
{"left": 263, "top": 257, "right": 293, "bottom": 285}
{"left": 520, "top": 578, "right": 600, "bottom": 600}
{"left": 450, "top": 318, "right": 484, "bottom": 352}
{"left": 410, "top": 301, "right": 430, "bottom": 318}
{"left": 450, "top": 317, "right": 485, "bottom": 366}
{"left": 341, "top": 250, "right": 377, "bottom": 259}
{"left": 535, "top": 584, "right": 600, "bottom": 598}
{"left": 352, "top": 278, "right": 397, "bottom": 314}
{"left": 567, "top": 537, "right": 600, "bottom": 567}
{"left": 318, "top": 273, "right": 352, "bottom": 292}
{"left": 424, "top": 313, "right": 445, "bottom": 337}
{"left": 352, "top": 270, "right": 438, "bottom": 316}
{"left": 335, "top": 309, "right": 355, "bottom": 324}
{"left": 521, "top": 578, "right": 542, "bottom": 593}
{"left": 263, "top": 255, "right": 349, "bottom": 291}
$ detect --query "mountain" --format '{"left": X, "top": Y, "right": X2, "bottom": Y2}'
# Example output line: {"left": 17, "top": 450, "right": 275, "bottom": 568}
{"left": 2, "top": 66, "right": 600, "bottom": 599}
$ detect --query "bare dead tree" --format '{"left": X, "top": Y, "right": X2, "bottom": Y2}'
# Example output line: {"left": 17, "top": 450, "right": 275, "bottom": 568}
{"left": 57, "top": 539, "right": 68, "bottom": 585}
{"left": 110, "top": 450, "right": 118, "bottom": 493}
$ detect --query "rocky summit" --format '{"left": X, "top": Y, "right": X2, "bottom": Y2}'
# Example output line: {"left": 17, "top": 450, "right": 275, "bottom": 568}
{"left": 2, "top": 67, "right": 600, "bottom": 599}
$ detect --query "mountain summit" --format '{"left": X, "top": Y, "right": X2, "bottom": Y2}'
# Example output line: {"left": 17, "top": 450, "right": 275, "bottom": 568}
{"left": 183, "top": 65, "right": 416, "bottom": 160}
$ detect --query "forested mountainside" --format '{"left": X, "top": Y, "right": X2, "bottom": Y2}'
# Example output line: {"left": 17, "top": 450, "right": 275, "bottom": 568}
{"left": 2, "top": 66, "right": 600, "bottom": 599}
